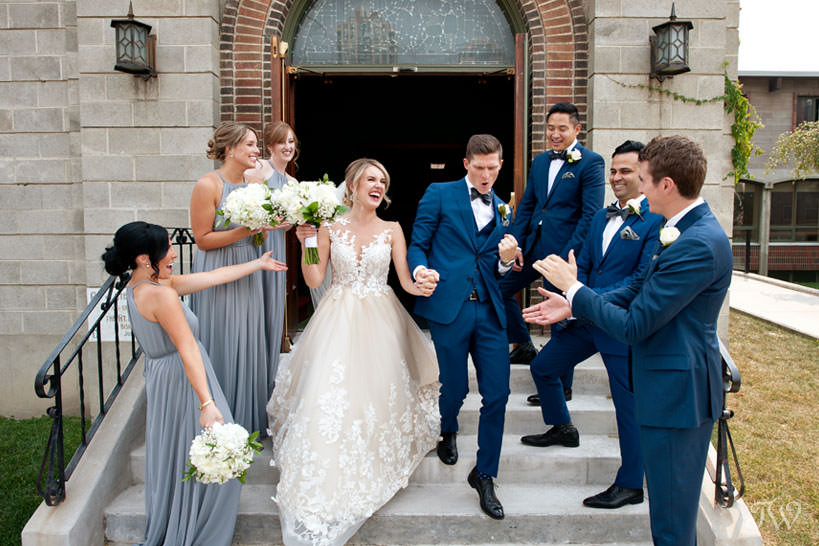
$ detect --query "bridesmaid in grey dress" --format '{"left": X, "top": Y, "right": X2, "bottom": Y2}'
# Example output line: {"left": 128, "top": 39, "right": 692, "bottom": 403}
{"left": 101, "top": 221, "right": 287, "bottom": 546}
{"left": 189, "top": 122, "right": 273, "bottom": 434}
{"left": 246, "top": 121, "right": 297, "bottom": 389}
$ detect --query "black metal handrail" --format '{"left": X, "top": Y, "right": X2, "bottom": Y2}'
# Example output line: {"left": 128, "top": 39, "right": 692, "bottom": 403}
{"left": 714, "top": 338, "right": 745, "bottom": 508}
{"left": 34, "top": 227, "right": 196, "bottom": 505}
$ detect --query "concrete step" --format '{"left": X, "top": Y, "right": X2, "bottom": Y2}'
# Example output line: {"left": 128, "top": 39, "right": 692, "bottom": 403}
{"left": 470, "top": 358, "right": 611, "bottom": 396}
{"left": 130, "top": 433, "right": 623, "bottom": 487}
{"left": 105, "top": 483, "right": 651, "bottom": 545}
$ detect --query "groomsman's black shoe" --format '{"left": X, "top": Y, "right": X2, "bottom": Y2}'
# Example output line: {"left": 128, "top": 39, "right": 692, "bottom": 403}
{"left": 437, "top": 432, "right": 458, "bottom": 465}
{"left": 520, "top": 423, "right": 579, "bottom": 447}
{"left": 467, "top": 466, "right": 504, "bottom": 520}
{"left": 582, "top": 484, "right": 644, "bottom": 509}
{"left": 525, "top": 388, "right": 571, "bottom": 406}
{"left": 509, "top": 340, "right": 537, "bottom": 364}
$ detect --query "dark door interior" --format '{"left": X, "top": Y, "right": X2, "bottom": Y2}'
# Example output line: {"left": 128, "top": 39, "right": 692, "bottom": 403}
{"left": 293, "top": 74, "right": 515, "bottom": 317}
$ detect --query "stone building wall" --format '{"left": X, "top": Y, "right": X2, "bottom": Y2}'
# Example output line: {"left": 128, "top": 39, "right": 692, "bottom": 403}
{"left": 0, "top": 0, "right": 740, "bottom": 416}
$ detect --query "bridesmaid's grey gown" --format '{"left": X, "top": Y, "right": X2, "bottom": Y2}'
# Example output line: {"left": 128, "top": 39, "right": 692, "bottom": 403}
{"left": 261, "top": 165, "right": 287, "bottom": 391}
{"left": 189, "top": 174, "right": 269, "bottom": 434}
{"left": 127, "top": 280, "right": 241, "bottom": 546}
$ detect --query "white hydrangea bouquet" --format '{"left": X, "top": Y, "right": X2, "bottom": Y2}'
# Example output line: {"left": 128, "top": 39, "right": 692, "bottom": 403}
{"left": 269, "top": 174, "right": 347, "bottom": 264}
{"left": 182, "top": 422, "right": 263, "bottom": 484}
{"left": 216, "top": 183, "right": 275, "bottom": 246}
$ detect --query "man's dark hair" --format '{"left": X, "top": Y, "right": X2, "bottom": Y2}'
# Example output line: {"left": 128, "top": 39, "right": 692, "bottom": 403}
{"left": 612, "top": 140, "right": 644, "bottom": 158}
{"left": 546, "top": 102, "right": 580, "bottom": 126}
{"left": 638, "top": 135, "right": 707, "bottom": 199}
{"left": 465, "top": 134, "right": 503, "bottom": 161}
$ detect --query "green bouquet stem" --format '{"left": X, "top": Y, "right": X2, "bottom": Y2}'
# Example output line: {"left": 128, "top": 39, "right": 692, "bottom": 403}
{"left": 252, "top": 232, "right": 265, "bottom": 246}
{"left": 303, "top": 247, "right": 320, "bottom": 265}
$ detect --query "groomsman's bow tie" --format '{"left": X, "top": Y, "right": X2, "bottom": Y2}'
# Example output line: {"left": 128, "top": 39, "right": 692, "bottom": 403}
{"left": 605, "top": 203, "right": 632, "bottom": 221}
{"left": 549, "top": 149, "right": 567, "bottom": 161}
{"left": 470, "top": 187, "right": 492, "bottom": 205}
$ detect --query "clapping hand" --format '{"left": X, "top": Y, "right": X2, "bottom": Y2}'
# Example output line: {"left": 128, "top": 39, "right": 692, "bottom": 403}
{"left": 414, "top": 267, "right": 439, "bottom": 297}
{"left": 521, "top": 287, "right": 572, "bottom": 325}
{"left": 258, "top": 250, "right": 288, "bottom": 272}
{"left": 533, "top": 250, "right": 578, "bottom": 292}
{"left": 498, "top": 234, "right": 518, "bottom": 265}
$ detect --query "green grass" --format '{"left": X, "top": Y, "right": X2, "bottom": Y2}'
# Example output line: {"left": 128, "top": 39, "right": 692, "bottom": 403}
{"left": 0, "top": 416, "right": 84, "bottom": 546}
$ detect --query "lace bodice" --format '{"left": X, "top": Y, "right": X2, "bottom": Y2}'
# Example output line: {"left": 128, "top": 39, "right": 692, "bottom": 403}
{"left": 328, "top": 219, "right": 393, "bottom": 298}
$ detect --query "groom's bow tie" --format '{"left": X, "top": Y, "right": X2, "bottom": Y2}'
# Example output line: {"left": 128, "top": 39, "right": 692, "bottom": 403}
{"left": 549, "top": 149, "right": 567, "bottom": 161}
{"left": 605, "top": 203, "right": 632, "bottom": 221}
{"left": 470, "top": 187, "right": 492, "bottom": 206}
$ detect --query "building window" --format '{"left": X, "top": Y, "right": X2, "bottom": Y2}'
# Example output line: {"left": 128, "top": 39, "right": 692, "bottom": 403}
{"left": 770, "top": 180, "right": 819, "bottom": 241}
{"left": 291, "top": 0, "right": 515, "bottom": 67}
{"left": 796, "top": 96, "right": 819, "bottom": 126}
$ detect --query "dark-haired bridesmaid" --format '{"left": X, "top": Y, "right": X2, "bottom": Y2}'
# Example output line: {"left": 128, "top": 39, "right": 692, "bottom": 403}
{"left": 102, "top": 221, "right": 286, "bottom": 546}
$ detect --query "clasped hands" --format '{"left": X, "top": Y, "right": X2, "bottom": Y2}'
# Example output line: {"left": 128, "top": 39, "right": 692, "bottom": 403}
{"left": 414, "top": 267, "right": 439, "bottom": 297}
{"left": 521, "top": 250, "right": 578, "bottom": 325}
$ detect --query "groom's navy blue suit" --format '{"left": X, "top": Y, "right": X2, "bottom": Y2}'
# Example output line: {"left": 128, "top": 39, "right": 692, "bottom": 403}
{"left": 503, "top": 143, "right": 605, "bottom": 344}
{"left": 408, "top": 179, "right": 511, "bottom": 477}
{"left": 530, "top": 197, "right": 663, "bottom": 490}
{"left": 571, "top": 202, "right": 732, "bottom": 545}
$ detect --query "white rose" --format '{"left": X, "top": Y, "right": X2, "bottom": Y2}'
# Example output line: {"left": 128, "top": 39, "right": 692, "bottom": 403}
{"left": 568, "top": 148, "right": 582, "bottom": 163}
{"left": 659, "top": 226, "right": 680, "bottom": 246}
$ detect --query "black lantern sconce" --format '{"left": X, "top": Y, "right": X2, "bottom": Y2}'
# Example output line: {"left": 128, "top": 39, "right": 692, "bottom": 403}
{"left": 111, "top": 2, "right": 156, "bottom": 80}
{"left": 650, "top": 3, "right": 693, "bottom": 82}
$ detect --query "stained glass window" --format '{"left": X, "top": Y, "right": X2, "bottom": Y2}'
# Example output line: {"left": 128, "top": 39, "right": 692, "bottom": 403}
{"left": 291, "top": 0, "right": 515, "bottom": 67}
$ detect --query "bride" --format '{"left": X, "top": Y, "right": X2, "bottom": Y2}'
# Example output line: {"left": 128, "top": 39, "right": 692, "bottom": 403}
{"left": 266, "top": 158, "right": 441, "bottom": 546}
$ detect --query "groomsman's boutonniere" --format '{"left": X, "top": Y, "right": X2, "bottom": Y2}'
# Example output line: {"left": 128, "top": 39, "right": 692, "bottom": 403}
{"left": 625, "top": 197, "right": 644, "bottom": 220}
{"left": 659, "top": 226, "right": 680, "bottom": 246}
{"left": 567, "top": 148, "right": 582, "bottom": 163}
{"left": 497, "top": 203, "right": 511, "bottom": 226}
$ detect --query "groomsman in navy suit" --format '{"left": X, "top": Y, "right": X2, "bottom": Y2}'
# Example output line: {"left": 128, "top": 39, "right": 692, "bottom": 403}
{"left": 520, "top": 140, "right": 664, "bottom": 510}
{"left": 408, "top": 134, "right": 518, "bottom": 520}
{"left": 503, "top": 102, "right": 605, "bottom": 366}
{"left": 527, "top": 135, "right": 733, "bottom": 546}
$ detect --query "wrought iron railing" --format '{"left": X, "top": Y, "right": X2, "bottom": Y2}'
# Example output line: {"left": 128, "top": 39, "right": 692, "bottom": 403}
{"left": 34, "top": 227, "right": 196, "bottom": 505}
{"left": 714, "top": 338, "right": 745, "bottom": 508}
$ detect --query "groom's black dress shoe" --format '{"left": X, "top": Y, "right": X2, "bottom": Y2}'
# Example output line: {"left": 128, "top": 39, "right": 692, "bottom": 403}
{"left": 520, "top": 423, "right": 579, "bottom": 447}
{"left": 582, "top": 484, "right": 644, "bottom": 509}
{"left": 437, "top": 432, "right": 458, "bottom": 465}
{"left": 525, "top": 388, "right": 572, "bottom": 406}
{"left": 509, "top": 341, "right": 537, "bottom": 364}
{"left": 467, "top": 466, "right": 504, "bottom": 520}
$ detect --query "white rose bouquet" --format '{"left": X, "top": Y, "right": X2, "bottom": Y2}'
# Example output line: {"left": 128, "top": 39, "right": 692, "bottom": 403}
{"left": 217, "top": 183, "right": 275, "bottom": 246}
{"left": 269, "top": 174, "right": 347, "bottom": 264}
{"left": 182, "top": 422, "right": 263, "bottom": 484}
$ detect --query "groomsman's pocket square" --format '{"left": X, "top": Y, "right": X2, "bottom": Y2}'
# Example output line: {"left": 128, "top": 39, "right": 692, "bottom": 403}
{"left": 620, "top": 226, "right": 640, "bottom": 240}
{"left": 561, "top": 172, "right": 575, "bottom": 179}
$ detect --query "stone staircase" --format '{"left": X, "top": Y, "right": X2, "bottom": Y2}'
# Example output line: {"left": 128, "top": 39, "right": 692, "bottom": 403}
{"left": 104, "top": 339, "right": 652, "bottom": 545}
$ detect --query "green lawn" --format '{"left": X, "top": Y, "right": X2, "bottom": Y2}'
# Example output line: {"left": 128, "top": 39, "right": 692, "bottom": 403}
{"left": 0, "top": 416, "right": 84, "bottom": 546}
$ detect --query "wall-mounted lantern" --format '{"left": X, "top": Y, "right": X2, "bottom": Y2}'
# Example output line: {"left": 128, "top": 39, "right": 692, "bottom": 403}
{"left": 111, "top": 2, "right": 156, "bottom": 80}
{"left": 650, "top": 3, "right": 693, "bottom": 82}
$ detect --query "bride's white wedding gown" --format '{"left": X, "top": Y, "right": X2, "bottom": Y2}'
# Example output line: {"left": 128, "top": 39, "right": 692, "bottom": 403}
{"left": 266, "top": 219, "right": 441, "bottom": 546}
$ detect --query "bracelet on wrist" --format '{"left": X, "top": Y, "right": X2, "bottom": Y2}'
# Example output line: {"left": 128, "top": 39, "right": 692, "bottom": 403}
{"left": 501, "top": 258, "right": 515, "bottom": 267}
{"left": 199, "top": 399, "right": 214, "bottom": 411}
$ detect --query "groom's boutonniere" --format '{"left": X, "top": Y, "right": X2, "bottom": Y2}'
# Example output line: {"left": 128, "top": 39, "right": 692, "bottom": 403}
{"left": 625, "top": 197, "right": 644, "bottom": 220}
{"left": 567, "top": 148, "right": 582, "bottom": 163}
{"left": 497, "top": 203, "right": 511, "bottom": 226}
{"left": 659, "top": 226, "right": 680, "bottom": 246}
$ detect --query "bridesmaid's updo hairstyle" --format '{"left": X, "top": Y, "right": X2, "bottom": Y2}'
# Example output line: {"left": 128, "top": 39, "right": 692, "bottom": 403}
{"left": 263, "top": 120, "right": 299, "bottom": 165}
{"left": 342, "top": 158, "right": 391, "bottom": 208}
{"left": 206, "top": 122, "right": 257, "bottom": 161}
{"left": 102, "top": 221, "right": 170, "bottom": 279}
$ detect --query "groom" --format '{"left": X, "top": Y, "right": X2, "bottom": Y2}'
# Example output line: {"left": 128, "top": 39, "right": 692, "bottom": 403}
{"left": 408, "top": 134, "right": 518, "bottom": 520}
{"left": 526, "top": 135, "right": 732, "bottom": 545}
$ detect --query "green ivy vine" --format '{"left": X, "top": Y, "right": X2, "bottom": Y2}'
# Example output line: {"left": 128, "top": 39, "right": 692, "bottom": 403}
{"left": 606, "top": 72, "right": 763, "bottom": 184}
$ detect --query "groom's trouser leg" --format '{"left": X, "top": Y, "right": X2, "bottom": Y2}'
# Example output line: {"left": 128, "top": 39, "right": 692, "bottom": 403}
{"left": 530, "top": 326, "right": 595, "bottom": 425}
{"left": 428, "top": 310, "right": 473, "bottom": 436}
{"left": 601, "top": 352, "right": 644, "bottom": 490}
{"left": 639, "top": 420, "right": 714, "bottom": 546}
{"left": 469, "top": 302, "right": 511, "bottom": 478}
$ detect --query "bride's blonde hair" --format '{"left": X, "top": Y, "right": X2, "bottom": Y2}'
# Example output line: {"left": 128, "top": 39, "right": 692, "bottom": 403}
{"left": 342, "top": 158, "right": 391, "bottom": 208}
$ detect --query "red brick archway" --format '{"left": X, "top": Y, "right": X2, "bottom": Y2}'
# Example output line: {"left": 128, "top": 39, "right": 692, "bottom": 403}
{"left": 218, "top": 0, "right": 588, "bottom": 155}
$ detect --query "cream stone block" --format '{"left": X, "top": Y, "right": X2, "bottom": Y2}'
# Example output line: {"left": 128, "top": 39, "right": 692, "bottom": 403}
{"left": 77, "top": 18, "right": 107, "bottom": 46}
{"left": 589, "top": 45, "right": 620, "bottom": 74}
{"left": 0, "top": 30, "right": 37, "bottom": 55}
{"left": 83, "top": 207, "right": 137, "bottom": 233}
{"left": 39, "top": 134, "right": 72, "bottom": 159}
{"left": 81, "top": 181, "right": 111, "bottom": 208}
{"left": 183, "top": 0, "right": 221, "bottom": 18}
{"left": 184, "top": 45, "right": 216, "bottom": 73}
{"left": 161, "top": 180, "right": 195, "bottom": 209}
{"left": 592, "top": 19, "right": 649, "bottom": 47}
{"left": 132, "top": 101, "right": 187, "bottom": 127}
{"left": 0, "top": 314, "right": 24, "bottom": 335}
{"left": 23, "top": 310, "right": 75, "bottom": 335}
{"left": 80, "top": 101, "right": 133, "bottom": 127}
{"left": 158, "top": 73, "right": 217, "bottom": 101}
{"left": 137, "top": 207, "right": 189, "bottom": 228}
{"left": 36, "top": 29, "right": 67, "bottom": 55}
{"left": 11, "top": 56, "right": 62, "bottom": 81}
{"left": 618, "top": 45, "right": 650, "bottom": 74}
{"left": 110, "top": 181, "right": 163, "bottom": 208}
{"left": 76, "top": 0, "right": 179, "bottom": 18}
{"left": 0, "top": 263, "right": 22, "bottom": 285}
{"left": 186, "top": 100, "right": 218, "bottom": 126}
{"left": 81, "top": 128, "right": 108, "bottom": 155}
{"left": 157, "top": 17, "right": 213, "bottom": 46}
{"left": 22, "top": 260, "right": 71, "bottom": 285}
{"left": 106, "top": 73, "right": 160, "bottom": 101}
{"left": 0, "top": 133, "right": 39, "bottom": 157}
{"left": 46, "top": 286, "right": 79, "bottom": 310}
{"left": 16, "top": 159, "right": 69, "bottom": 183}
{"left": 159, "top": 127, "right": 213, "bottom": 155}
{"left": 0, "top": 286, "right": 45, "bottom": 310}
{"left": 0, "top": 184, "right": 43, "bottom": 210}
{"left": 8, "top": 3, "right": 60, "bottom": 29}
{"left": 0, "top": 83, "right": 38, "bottom": 108}
{"left": 134, "top": 154, "right": 190, "bottom": 181}
{"left": 79, "top": 74, "right": 106, "bottom": 101}
{"left": 81, "top": 155, "right": 134, "bottom": 181}
{"left": 77, "top": 43, "right": 111, "bottom": 73}
{"left": 18, "top": 208, "right": 83, "bottom": 233}
{"left": 37, "top": 81, "right": 70, "bottom": 107}
{"left": 155, "top": 45, "right": 185, "bottom": 73}
{"left": 108, "top": 128, "right": 160, "bottom": 155}
{"left": 0, "top": 234, "right": 46, "bottom": 260}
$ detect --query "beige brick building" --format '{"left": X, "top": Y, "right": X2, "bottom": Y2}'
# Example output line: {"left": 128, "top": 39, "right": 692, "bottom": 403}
{"left": 0, "top": 0, "right": 740, "bottom": 417}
